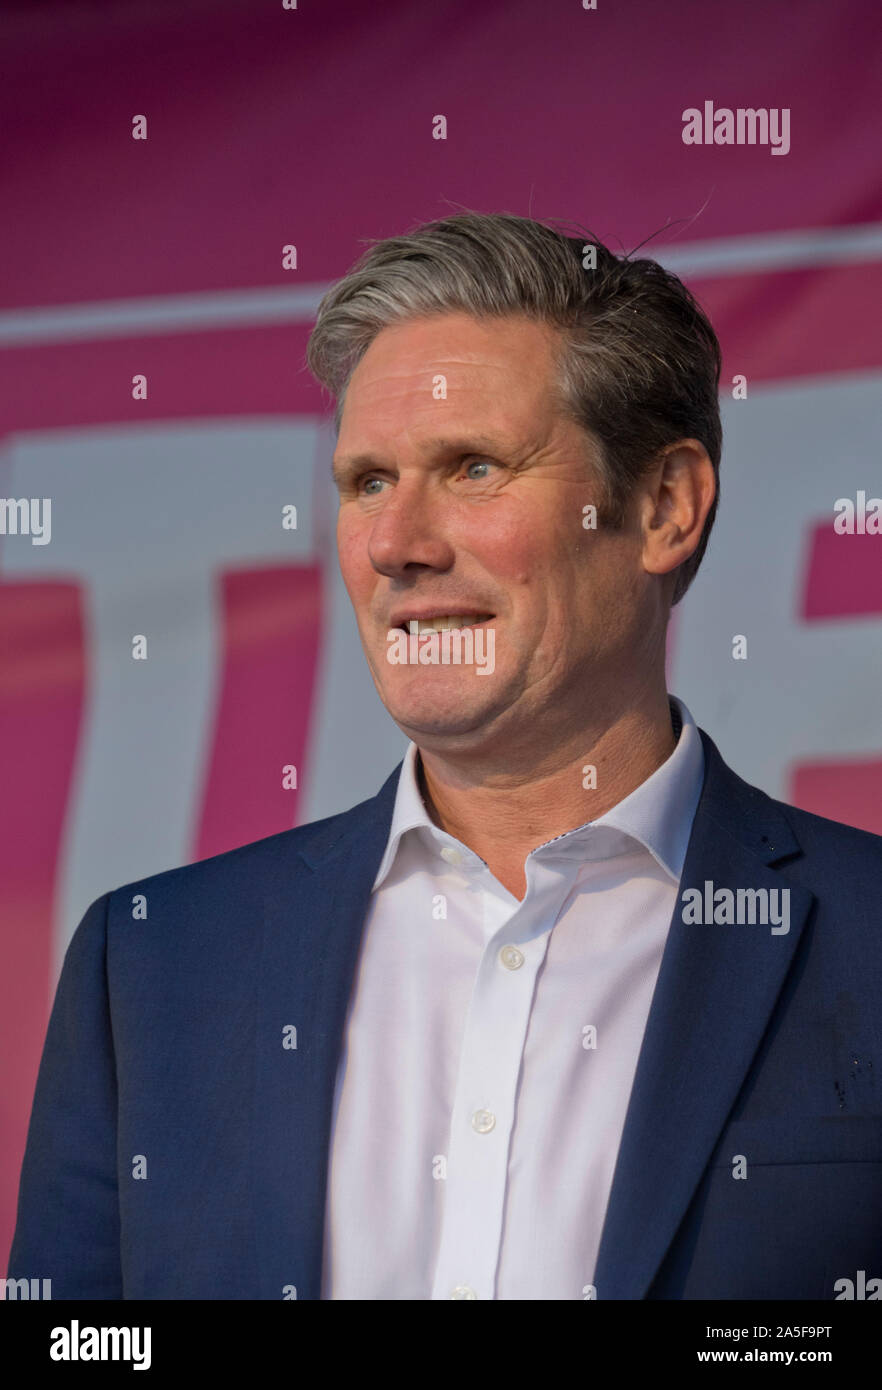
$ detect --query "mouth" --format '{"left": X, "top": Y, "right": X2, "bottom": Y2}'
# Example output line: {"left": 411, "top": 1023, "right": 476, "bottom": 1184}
{"left": 393, "top": 613, "right": 494, "bottom": 635}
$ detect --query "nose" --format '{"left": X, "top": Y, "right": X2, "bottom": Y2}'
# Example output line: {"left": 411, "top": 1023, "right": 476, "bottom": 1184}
{"left": 367, "top": 477, "right": 456, "bottom": 579}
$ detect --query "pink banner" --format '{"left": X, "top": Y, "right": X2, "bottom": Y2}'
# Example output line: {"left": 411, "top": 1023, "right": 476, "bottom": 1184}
{"left": 2, "top": 0, "right": 880, "bottom": 1269}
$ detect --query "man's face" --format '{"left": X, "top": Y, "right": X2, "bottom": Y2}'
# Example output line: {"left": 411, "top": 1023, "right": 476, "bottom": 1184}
{"left": 332, "top": 311, "right": 659, "bottom": 755}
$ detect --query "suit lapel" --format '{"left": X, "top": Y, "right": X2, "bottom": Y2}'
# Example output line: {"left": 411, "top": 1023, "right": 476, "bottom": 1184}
{"left": 593, "top": 730, "right": 816, "bottom": 1299}
{"left": 252, "top": 766, "right": 400, "bottom": 1300}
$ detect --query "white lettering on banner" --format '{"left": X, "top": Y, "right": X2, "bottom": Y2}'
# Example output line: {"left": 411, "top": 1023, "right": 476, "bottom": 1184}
{"left": 671, "top": 377, "right": 882, "bottom": 800}
{"left": 1, "top": 422, "right": 320, "bottom": 978}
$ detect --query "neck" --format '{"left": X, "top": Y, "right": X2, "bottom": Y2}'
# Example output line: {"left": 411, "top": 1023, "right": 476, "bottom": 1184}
{"left": 416, "top": 688, "right": 678, "bottom": 900}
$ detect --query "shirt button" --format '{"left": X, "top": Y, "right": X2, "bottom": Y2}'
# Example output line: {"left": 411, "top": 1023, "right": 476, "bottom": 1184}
{"left": 471, "top": 1109, "right": 496, "bottom": 1133}
{"left": 450, "top": 1285, "right": 477, "bottom": 1300}
{"left": 499, "top": 944, "right": 524, "bottom": 970}
{"left": 440, "top": 846, "right": 463, "bottom": 866}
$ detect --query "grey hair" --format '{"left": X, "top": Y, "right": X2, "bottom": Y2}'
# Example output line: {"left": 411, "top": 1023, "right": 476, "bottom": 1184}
{"left": 306, "top": 211, "right": 721, "bottom": 604}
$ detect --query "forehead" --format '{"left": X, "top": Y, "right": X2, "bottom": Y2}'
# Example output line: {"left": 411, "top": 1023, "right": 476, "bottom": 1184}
{"left": 337, "top": 311, "right": 565, "bottom": 449}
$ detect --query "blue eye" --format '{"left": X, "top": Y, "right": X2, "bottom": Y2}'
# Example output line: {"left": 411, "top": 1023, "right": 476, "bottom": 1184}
{"left": 362, "top": 477, "right": 384, "bottom": 494}
{"left": 465, "top": 460, "right": 492, "bottom": 479}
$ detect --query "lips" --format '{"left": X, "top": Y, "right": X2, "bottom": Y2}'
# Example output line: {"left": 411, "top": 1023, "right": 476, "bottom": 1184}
{"left": 391, "top": 612, "right": 494, "bottom": 634}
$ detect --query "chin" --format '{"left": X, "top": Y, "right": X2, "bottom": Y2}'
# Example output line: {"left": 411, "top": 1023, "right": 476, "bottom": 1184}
{"left": 380, "top": 677, "right": 509, "bottom": 742}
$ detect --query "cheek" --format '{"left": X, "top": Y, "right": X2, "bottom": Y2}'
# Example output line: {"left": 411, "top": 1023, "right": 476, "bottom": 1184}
{"left": 476, "top": 524, "right": 546, "bottom": 588}
{"left": 336, "top": 516, "right": 372, "bottom": 592}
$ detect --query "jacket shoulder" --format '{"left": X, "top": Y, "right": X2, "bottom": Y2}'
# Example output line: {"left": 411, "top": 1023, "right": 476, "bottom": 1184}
{"left": 105, "top": 777, "right": 396, "bottom": 908}
{"left": 699, "top": 726, "right": 882, "bottom": 874}
{"left": 772, "top": 793, "right": 882, "bottom": 866}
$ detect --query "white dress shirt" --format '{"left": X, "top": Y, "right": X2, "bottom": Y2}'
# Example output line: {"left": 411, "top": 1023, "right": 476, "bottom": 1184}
{"left": 320, "top": 696, "right": 705, "bottom": 1300}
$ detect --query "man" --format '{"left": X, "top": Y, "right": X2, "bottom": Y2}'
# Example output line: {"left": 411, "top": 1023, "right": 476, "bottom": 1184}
{"left": 9, "top": 213, "right": 882, "bottom": 1300}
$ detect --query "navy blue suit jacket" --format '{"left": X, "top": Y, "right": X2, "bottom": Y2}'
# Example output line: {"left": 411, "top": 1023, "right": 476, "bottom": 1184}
{"left": 9, "top": 728, "right": 882, "bottom": 1299}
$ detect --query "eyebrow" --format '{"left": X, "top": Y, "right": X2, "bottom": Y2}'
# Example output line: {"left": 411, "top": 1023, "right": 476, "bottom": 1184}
{"left": 331, "top": 435, "right": 510, "bottom": 486}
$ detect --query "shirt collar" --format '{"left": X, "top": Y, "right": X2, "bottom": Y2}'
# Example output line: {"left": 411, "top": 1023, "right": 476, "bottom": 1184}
{"left": 371, "top": 695, "right": 705, "bottom": 890}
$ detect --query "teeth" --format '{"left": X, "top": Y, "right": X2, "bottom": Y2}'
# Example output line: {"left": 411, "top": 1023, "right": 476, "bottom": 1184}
{"left": 406, "top": 614, "right": 491, "bottom": 634}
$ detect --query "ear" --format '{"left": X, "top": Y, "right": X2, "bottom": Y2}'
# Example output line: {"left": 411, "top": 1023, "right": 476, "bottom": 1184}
{"left": 639, "top": 439, "right": 716, "bottom": 582}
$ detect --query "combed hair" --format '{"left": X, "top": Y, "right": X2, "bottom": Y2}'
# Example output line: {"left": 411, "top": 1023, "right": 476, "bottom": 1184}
{"left": 306, "top": 211, "right": 721, "bottom": 603}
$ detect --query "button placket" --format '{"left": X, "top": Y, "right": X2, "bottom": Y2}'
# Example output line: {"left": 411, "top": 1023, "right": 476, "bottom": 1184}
{"left": 430, "top": 879, "right": 557, "bottom": 1301}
